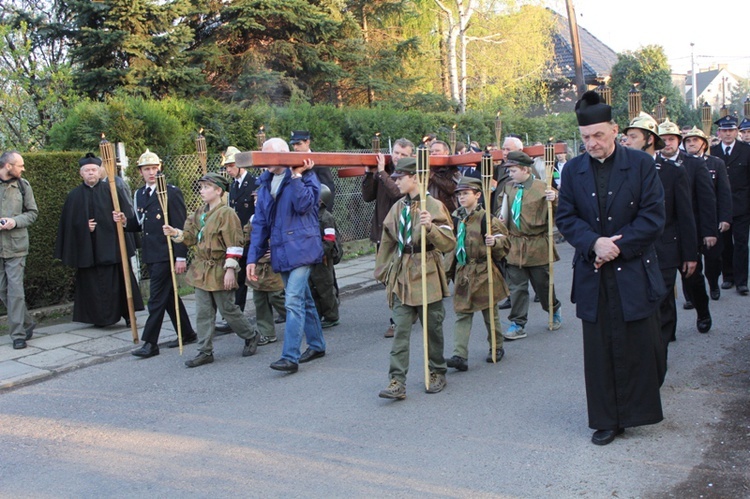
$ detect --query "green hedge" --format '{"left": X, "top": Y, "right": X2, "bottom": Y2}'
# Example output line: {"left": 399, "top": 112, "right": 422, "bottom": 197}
{"left": 48, "top": 96, "right": 582, "bottom": 153}
{"left": 19, "top": 152, "right": 84, "bottom": 308}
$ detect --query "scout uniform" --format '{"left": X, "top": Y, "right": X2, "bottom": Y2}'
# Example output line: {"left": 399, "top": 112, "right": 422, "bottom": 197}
{"left": 309, "top": 184, "right": 340, "bottom": 328}
{"left": 374, "top": 158, "right": 456, "bottom": 399}
{"left": 500, "top": 151, "right": 561, "bottom": 339}
{"left": 445, "top": 177, "right": 510, "bottom": 372}
{"left": 171, "top": 173, "right": 259, "bottom": 366}
{"left": 246, "top": 218, "right": 286, "bottom": 345}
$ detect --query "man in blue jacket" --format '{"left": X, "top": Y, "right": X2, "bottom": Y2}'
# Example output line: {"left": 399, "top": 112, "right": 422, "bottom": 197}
{"left": 556, "top": 91, "right": 667, "bottom": 446}
{"left": 246, "top": 138, "right": 326, "bottom": 374}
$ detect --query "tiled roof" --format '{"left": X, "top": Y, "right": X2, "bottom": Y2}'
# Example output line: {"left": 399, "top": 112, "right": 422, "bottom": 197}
{"left": 549, "top": 10, "right": 618, "bottom": 84}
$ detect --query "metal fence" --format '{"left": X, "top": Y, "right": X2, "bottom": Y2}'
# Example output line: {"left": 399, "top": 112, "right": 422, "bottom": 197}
{"left": 158, "top": 153, "right": 375, "bottom": 243}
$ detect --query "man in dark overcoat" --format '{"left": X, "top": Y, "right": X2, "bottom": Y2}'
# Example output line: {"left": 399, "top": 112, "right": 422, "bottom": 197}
{"left": 556, "top": 91, "right": 667, "bottom": 446}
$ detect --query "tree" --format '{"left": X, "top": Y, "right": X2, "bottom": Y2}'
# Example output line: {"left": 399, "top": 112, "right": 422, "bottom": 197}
{"left": 66, "top": 0, "right": 204, "bottom": 99}
{"left": 0, "top": 0, "right": 76, "bottom": 149}
{"left": 610, "top": 45, "right": 691, "bottom": 126}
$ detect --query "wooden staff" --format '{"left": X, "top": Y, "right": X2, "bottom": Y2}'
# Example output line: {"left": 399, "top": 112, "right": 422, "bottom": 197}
{"left": 481, "top": 151, "right": 497, "bottom": 362}
{"left": 100, "top": 135, "right": 138, "bottom": 343}
{"left": 544, "top": 142, "right": 555, "bottom": 331}
{"left": 155, "top": 173, "right": 184, "bottom": 355}
{"left": 416, "top": 143, "right": 430, "bottom": 391}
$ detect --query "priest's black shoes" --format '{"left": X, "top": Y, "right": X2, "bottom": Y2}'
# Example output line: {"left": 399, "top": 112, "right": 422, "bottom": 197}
{"left": 591, "top": 428, "right": 624, "bottom": 446}
{"left": 737, "top": 285, "right": 749, "bottom": 296}
{"left": 710, "top": 288, "right": 720, "bottom": 300}
{"left": 697, "top": 316, "right": 712, "bottom": 334}
{"left": 166, "top": 333, "right": 198, "bottom": 349}
{"left": 270, "top": 358, "right": 298, "bottom": 373}
{"left": 721, "top": 280, "right": 734, "bottom": 289}
{"left": 299, "top": 348, "right": 325, "bottom": 363}
{"left": 132, "top": 342, "right": 159, "bottom": 358}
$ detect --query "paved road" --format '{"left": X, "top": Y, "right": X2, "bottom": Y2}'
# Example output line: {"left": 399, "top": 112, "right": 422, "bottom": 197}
{"left": 1, "top": 243, "right": 748, "bottom": 497}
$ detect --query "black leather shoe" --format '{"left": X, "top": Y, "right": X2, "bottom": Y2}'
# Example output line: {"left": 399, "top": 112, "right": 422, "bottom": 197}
{"left": 697, "top": 316, "right": 712, "bottom": 334}
{"left": 446, "top": 355, "right": 468, "bottom": 372}
{"left": 683, "top": 300, "right": 694, "bottom": 310}
{"left": 591, "top": 428, "right": 624, "bottom": 446}
{"left": 131, "top": 342, "right": 159, "bottom": 358}
{"left": 299, "top": 348, "right": 325, "bottom": 363}
{"left": 721, "top": 281, "right": 734, "bottom": 289}
{"left": 12, "top": 338, "right": 27, "bottom": 350}
{"left": 498, "top": 298, "right": 511, "bottom": 310}
{"left": 166, "top": 333, "right": 198, "bottom": 349}
{"left": 533, "top": 294, "right": 540, "bottom": 303}
{"left": 270, "top": 358, "right": 298, "bottom": 373}
{"left": 737, "top": 285, "right": 749, "bottom": 296}
{"left": 274, "top": 315, "right": 286, "bottom": 324}
{"left": 242, "top": 333, "right": 259, "bottom": 357}
{"left": 710, "top": 288, "right": 720, "bottom": 300}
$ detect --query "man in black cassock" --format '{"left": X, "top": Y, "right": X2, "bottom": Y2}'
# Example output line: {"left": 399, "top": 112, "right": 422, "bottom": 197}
{"left": 54, "top": 154, "right": 144, "bottom": 326}
{"left": 556, "top": 92, "right": 667, "bottom": 446}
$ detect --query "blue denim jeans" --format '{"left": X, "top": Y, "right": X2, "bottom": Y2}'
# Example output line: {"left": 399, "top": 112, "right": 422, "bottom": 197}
{"left": 280, "top": 265, "right": 326, "bottom": 363}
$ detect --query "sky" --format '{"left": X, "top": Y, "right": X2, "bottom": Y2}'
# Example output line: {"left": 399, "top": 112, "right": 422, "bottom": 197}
{"left": 547, "top": 0, "right": 750, "bottom": 78}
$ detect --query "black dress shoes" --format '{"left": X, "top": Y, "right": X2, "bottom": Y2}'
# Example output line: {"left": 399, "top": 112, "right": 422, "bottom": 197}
{"left": 132, "top": 342, "right": 159, "bottom": 358}
{"left": 591, "top": 428, "right": 624, "bottom": 446}
{"left": 721, "top": 281, "right": 734, "bottom": 289}
{"left": 12, "top": 338, "right": 27, "bottom": 350}
{"left": 498, "top": 298, "right": 511, "bottom": 310}
{"left": 299, "top": 348, "right": 325, "bottom": 363}
{"left": 710, "top": 288, "right": 720, "bottom": 300}
{"left": 270, "top": 358, "right": 299, "bottom": 373}
{"left": 683, "top": 300, "right": 694, "bottom": 310}
{"left": 697, "top": 316, "right": 712, "bottom": 334}
{"left": 737, "top": 285, "right": 749, "bottom": 296}
{"left": 166, "top": 333, "right": 198, "bottom": 349}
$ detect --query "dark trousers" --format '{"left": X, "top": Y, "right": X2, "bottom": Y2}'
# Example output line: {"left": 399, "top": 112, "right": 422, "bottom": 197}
{"left": 722, "top": 214, "right": 750, "bottom": 287}
{"left": 704, "top": 237, "right": 724, "bottom": 290}
{"left": 141, "top": 261, "right": 195, "bottom": 345}
{"left": 681, "top": 257, "right": 710, "bottom": 320}
{"left": 659, "top": 267, "right": 678, "bottom": 366}
{"left": 234, "top": 254, "right": 248, "bottom": 311}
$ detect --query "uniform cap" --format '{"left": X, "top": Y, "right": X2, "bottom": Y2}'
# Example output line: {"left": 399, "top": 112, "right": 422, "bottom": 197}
{"left": 199, "top": 172, "right": 230, "bottom": 192}
{"left": 290, "top": 130, "right": 311, "bottom": 144}
{"left": 390, "top": 157, "right": 417, "bottom": 178}
{"left": 504, "top": 150, "right": 534, "bottom": 168}
{"left": 714, "top": 115, "right": 738, "bottom": 130}
{"left": 740, "top": 118, "right": 750, "bottom": 131}
{"left": 454, "top": 176, "right": 482, "bottom": 192}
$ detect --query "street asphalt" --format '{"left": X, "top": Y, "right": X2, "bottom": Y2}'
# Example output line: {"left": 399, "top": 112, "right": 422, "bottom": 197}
{"left": 0, "top": 243, "right": 748, "bottom": 497}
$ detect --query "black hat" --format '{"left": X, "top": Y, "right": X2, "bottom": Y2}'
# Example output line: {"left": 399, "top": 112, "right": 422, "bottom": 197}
{"left": 390, "top": 157, "right": 417, "bottom": 178}
{"left": 78, "top": 152, "right": 102, "bottom": 168}
{"left": 740, "top": 118, "right": 750, "bottom": 131}
{"left": 714, "top": 115, "right": 738, "bottom": 130}
{"left": 575, "top": 91, "right": 612, "bottom": 126}
{"left": 198, "top": 172, "right": 230, "bottom": 192}
{"left": 290, "top": 130, "right": 311, "bottom": 144}
{"left": 504, "top": 150, "right": 534, "bottom": 168}
{"left": 454, "top": 176, "right": 482, "bottom": 192}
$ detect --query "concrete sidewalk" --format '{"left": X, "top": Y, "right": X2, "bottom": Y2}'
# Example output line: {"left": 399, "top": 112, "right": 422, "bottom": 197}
{"left": 0, "top": 254, "right": 378, "bottom": 390}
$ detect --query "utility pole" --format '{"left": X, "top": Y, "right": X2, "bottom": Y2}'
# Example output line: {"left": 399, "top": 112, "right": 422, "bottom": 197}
{"left": 566, "top": 0, "right": 586, "bottom": 96}
{"left": 691, "top": 43, "right": 698, "bottom": 109}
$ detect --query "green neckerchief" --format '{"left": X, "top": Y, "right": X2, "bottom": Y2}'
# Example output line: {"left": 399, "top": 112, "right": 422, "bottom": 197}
{"left": 511, "top": 183, "right": 524, "bottom": 228}
{"left": 397, "top": 198, "right": 412, "bottom": 256}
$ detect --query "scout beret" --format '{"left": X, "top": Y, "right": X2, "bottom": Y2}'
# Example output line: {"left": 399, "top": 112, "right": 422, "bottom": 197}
{"left": 199, "top": 172, "right": 230, "bottom": 192}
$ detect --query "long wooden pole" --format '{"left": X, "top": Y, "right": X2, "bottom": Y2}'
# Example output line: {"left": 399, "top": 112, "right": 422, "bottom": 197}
{"left": 155, "top": 173, "right": 184, "bottom": 355}
{"left": 481, "top": 151, "right": 497, "bottom": 362}
{"left": 100, "top": 136, "right": 138, "bottom": 343}
{"left": 544, "top": 142, "right": 555, "bottom": 330}
{"left": 416, "top": 143, "right": 430, "bottom": 391}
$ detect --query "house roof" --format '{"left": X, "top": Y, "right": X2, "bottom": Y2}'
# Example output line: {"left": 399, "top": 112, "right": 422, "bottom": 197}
{"left": 549, "top": 10, "right": 618, "bottom": 84}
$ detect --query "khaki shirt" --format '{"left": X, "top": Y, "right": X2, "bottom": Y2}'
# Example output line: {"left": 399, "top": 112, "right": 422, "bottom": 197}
{"left": 182, "top": 204, "right": 245, "bottom": 292}
{"left": 0, "top": 178, "right": 38, "bottom": 258}
{"left": 445, "top": 206, "right": 510, "bottom": 313}
{"left": 245, "top": 220, "right": 284, "bottom": 292}
{"left": 503, "top": 178, "right": 559, "bottom": 267}
{"left": 374, "top": 194, "right": 455, "bottom": 307}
